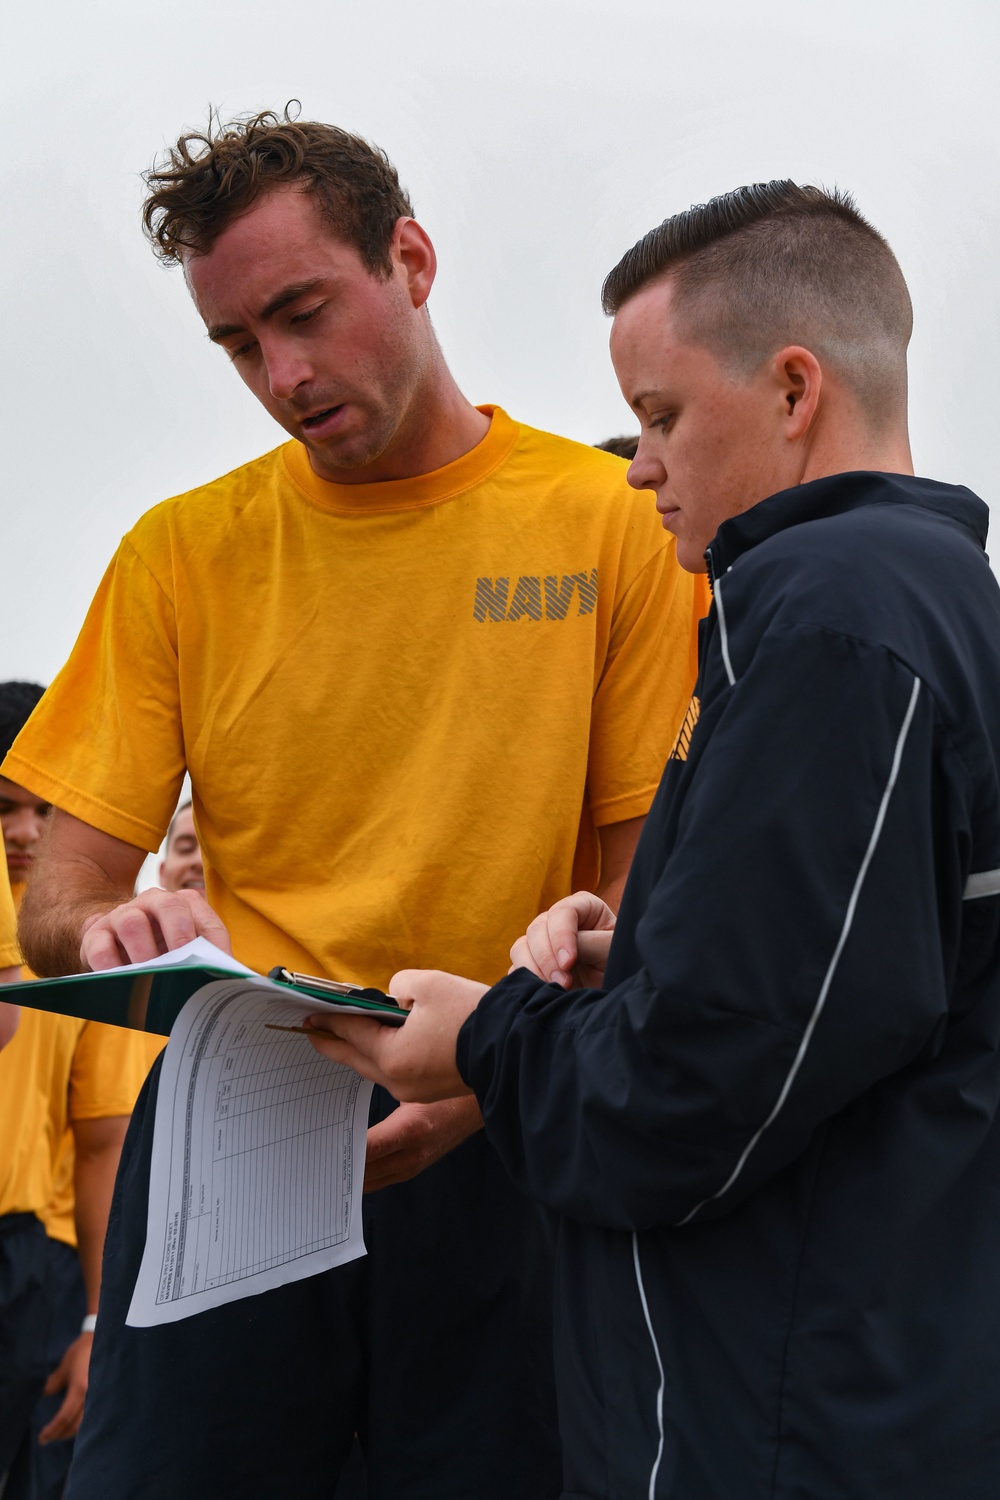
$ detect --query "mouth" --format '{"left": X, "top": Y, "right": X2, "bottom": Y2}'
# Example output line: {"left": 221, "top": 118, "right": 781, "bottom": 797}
{"left": 300, "top": 404, "right": 347, "bottom": 439}
{"left": 656, "top": 505, "right": 680, "bottom": 528}
{"left": 181, "top": 879, "right": 205, "bottom": 891}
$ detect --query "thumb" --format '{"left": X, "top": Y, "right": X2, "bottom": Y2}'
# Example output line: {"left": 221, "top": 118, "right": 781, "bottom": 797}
{"left": 388, "top": 970, "right": 430, "bottom": 1007}
{"left": 44, "top": 1356, "right": 69, "bottom": 1396}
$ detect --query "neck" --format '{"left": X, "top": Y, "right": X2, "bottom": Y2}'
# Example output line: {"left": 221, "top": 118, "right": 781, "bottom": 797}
{"left": 310, "top": 338, "right": 491, "bottom": 485}
{"left": 800, "top": 403, "right": 915, "bottom": 487}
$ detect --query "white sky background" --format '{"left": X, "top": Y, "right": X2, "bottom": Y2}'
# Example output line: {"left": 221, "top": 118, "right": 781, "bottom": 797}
{"left": 3, "top": 0, "right": 999, "bottom": 692}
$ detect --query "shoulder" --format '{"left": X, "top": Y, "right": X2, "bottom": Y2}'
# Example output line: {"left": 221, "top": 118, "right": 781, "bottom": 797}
{"left": 723, "top": 478, "right": 999, "bottom": 676}
{"left": 501, "top": 415, "right": 673, "bottom": 572}
{"left": 744, "top": 475, "right": 986, "bottom": 589}
{"left": 506, "top": 418, "right": 637, "bottom": 500}
{"left": 125, "top": 443, "right": 292, "bottom": 561}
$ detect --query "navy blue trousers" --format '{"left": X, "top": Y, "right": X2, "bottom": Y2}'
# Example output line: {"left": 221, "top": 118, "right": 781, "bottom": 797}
{"left": 6, "top": 1237, "right": 87, "bottom": 1500}
{"left": 0, "top": 1214, "right": 54, "bottom": 1481}
{"left": 67, "top": 1056, "right": 561, "bottom": 1500}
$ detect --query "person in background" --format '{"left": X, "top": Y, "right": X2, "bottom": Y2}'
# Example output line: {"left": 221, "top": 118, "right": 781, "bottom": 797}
{"left": 1, "top": 843, "right": 21, "bottom": 1037}
{"left": 0, "top": 682, "right": 26, "bottom": 1031}
{"left": 7, "top": 110, "right": 706, "bottom": 1499}
{"left": 306, "top": 182, "right": 1000, "bottom": 1498}
{"left": 0, "top": 683, "right": 49, "bottom": 892}
{"left": 0, "top": 682, "right": 162, "bottom": 1500}
{"left": 157, "top": 802, "right": 203, "bottom": 893}
{"left": 594, "top": 433, "right": 639, "bottom": 459}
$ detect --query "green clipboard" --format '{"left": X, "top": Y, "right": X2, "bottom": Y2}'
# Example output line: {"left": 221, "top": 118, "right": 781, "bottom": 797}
{"left": 3, "top": 939, "right": 406, "bottom": 1035}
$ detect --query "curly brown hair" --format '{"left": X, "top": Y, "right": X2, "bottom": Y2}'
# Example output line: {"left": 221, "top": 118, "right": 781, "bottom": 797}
{"left": 142, "top": 105, "right": 414, "bottom": 274}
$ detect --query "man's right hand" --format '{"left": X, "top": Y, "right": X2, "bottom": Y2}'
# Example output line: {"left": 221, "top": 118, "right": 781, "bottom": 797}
{"left": 80, "top": 888, "right": 232, "bottom": 970}
{"left": 508, "top": 891, "right": 617, "bottom": 990}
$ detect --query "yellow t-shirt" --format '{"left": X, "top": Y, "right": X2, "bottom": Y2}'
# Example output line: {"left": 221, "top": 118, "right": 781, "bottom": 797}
{"left": 0, "top": 1007, "right": 161, "bottom": 1238}
{"left": 4, "top": 407, "right": 706, "bottom": 988}
{"left": 40, "top": 1031, "right": 165, "bottom": 1247}
{"left": 0, "top": 848, "right": 17, "bottom": 968}
{"left": 4, "top": 880, "right": 164, "bottom": 1243}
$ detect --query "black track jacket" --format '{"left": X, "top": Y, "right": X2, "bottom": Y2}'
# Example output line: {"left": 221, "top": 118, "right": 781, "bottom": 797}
{"left": 458, "top": 472, "right": 1000, "bottom": 1499}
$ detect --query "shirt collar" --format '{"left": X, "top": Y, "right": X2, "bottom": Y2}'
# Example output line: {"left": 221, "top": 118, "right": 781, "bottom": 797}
{"left": 707, "top": 471, "right": 990, "bottom": 578}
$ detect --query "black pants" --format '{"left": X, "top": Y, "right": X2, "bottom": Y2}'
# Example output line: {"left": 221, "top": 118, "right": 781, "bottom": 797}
{"left": 6, "top": 1237, "right": 87, "bottom": 1500}
{"left": 0, "top": 1214, "right": 54, "bottom": 1481}
{"left": 67, "top": 1056, "right": 561, "bottom": 1500}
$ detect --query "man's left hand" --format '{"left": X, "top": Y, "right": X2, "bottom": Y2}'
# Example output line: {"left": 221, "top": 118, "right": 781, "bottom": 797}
{"left": 39, "top": 1331, "right": 92, "bottom": 1444}
{"left": 306, "top": 969, "right": 487, "bottom": 1101}
{"left": 363, "top": 1097, "right": 484, "bottom": 1191}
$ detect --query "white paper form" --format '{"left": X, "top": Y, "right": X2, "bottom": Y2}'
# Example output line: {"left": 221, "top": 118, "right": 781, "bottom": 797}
{"left": 127, "top": 978, "right": 372, "bottom": 1326}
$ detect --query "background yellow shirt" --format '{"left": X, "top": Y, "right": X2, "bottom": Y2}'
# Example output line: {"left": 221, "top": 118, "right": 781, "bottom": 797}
{"left": 2, "top": 881, "right": 164, "bottom": 1241}
{"left": 0, "top": 1008, "right": 161, "bottom": 1234}
{"left": 5, "top": 408, "right": 706, "bottom": 988}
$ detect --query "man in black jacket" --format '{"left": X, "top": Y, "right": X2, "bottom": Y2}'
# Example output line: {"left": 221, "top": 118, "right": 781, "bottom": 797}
{"left": 308, "top": 182, "right": 1000, "bottom": 1498}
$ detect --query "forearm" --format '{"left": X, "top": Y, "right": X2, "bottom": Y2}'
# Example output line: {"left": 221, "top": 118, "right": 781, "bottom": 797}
{"left": 73, "top": 1120, "right": 129, "bottom": 1313}
{"left": 19, "top": 811, "right": 151, "bottom": 976}
{"left": 595, "top": 871, "right": 627, "bottom": 913}
{"left": 595, "top": 815, "right": 645, "bottom": 914}
{"left": 20, "top": 851, "right": 128, "bottom": 977}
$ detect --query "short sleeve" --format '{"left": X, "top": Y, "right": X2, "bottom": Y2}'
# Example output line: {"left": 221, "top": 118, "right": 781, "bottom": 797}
{"left": 587, "top": 545, "right": 708, "bottom": 827}
{"left": 2, "top": 535, "right": 186, "bottom": 851}
{"left": 0, "top": 849, "right": 18, "bottom": 967}
{"left": 68, "top": 1022, "right": 164, "bottom": 1121}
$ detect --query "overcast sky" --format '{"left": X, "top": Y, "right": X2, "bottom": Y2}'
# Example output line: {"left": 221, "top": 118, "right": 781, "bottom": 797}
{"left": 4, "top": 0, "right": 999, "bottom": 685}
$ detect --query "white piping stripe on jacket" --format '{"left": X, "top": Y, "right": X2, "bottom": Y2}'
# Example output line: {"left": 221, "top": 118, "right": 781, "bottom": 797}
{"left": 713, "top": 576, "right": 737, "bottom": 687}
{"left": 632, "top": 1232, "right": 666, "bottom": 1500}
{"left": 677, "top": 673, "right": 924, "bottom": 1227}
{"left": 964, "top": 869, "right": 1000, "bottom": 900}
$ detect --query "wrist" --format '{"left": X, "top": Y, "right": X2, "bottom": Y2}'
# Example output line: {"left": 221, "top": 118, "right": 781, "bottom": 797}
{"left": 80, "top": 1313, "right": 97, "bottom": 1334}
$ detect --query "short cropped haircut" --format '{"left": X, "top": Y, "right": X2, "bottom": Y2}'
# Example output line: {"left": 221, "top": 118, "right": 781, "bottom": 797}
{"left": 0, "top": 681, "right": 45, "bottom": 762}
{"left": 142, "top": 105, "right": 414, "bottom": 274}
{"left": 603, "top": 182, "right": 912, "bottom": 426}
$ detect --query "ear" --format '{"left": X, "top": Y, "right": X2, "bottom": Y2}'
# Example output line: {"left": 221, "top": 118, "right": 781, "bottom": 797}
{"left": 393, "top": 218, "right": 437, "bottom": 310}
{"left": 773, "top": 346, "right": 823, "bottom": 440}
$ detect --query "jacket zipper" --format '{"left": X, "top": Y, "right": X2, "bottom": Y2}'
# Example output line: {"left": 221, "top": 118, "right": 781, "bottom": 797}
{"left": 704, "top": 546, "right": 717, "bottom": 596}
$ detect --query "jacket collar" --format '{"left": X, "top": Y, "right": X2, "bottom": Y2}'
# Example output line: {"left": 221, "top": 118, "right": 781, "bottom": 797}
{"left": 706, "top": 471, "right": 989, "bottom": 579}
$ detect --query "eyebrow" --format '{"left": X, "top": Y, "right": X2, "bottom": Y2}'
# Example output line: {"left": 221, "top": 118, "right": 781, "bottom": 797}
{"left": 207, "top": 280, "right": 326, "bottom": 343}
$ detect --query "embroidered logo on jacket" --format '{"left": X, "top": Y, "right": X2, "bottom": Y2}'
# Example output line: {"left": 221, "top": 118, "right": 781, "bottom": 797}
{"left": 473, "top": 570, "right": 599, "bottom": 622}
{"left": 669, "top": 695, "right": 700, "bottom": 760}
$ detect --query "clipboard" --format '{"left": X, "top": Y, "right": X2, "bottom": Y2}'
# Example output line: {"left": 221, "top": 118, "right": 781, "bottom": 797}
{"left": 3, "top": 938, "right": 407, "bottom": 1035}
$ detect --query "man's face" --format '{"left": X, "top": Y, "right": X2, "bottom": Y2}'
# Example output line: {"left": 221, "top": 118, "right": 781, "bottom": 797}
{"left": 610, "top": 278, "right": 797, "bottom": 571}
{"left": 0, "top": 776, "right": 50, "bottom": 886}
{"left": 186, "top": 185, "right": 429, "bottom": 483}
{"left": 159, "top": 806, "right": 204, "bottom": 893}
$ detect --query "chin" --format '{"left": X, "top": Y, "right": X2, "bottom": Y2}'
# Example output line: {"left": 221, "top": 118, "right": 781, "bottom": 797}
{"left": 675, "top": 539, "right": 710, "bottom": 574}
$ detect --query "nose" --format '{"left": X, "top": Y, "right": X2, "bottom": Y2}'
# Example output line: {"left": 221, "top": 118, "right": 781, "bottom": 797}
{"left": 626, "top": 434, "right": 666, "bottom": 493}
{"left": 263, "top": 338, "right": 314, "bottom": 402}
{"left": 6, "top": 807, "right": 43, "bottom": 847}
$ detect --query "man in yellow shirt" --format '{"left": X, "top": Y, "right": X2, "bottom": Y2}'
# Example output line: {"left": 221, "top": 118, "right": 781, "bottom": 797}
{"left": 0, "top": 1009, "right": 158, "bottom": 1493}
{"left": 0, "top": 683, "right": 163, "bottom": 1500}
{"left": 7, "top": 112, "right": 705, "bottom": 1499}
